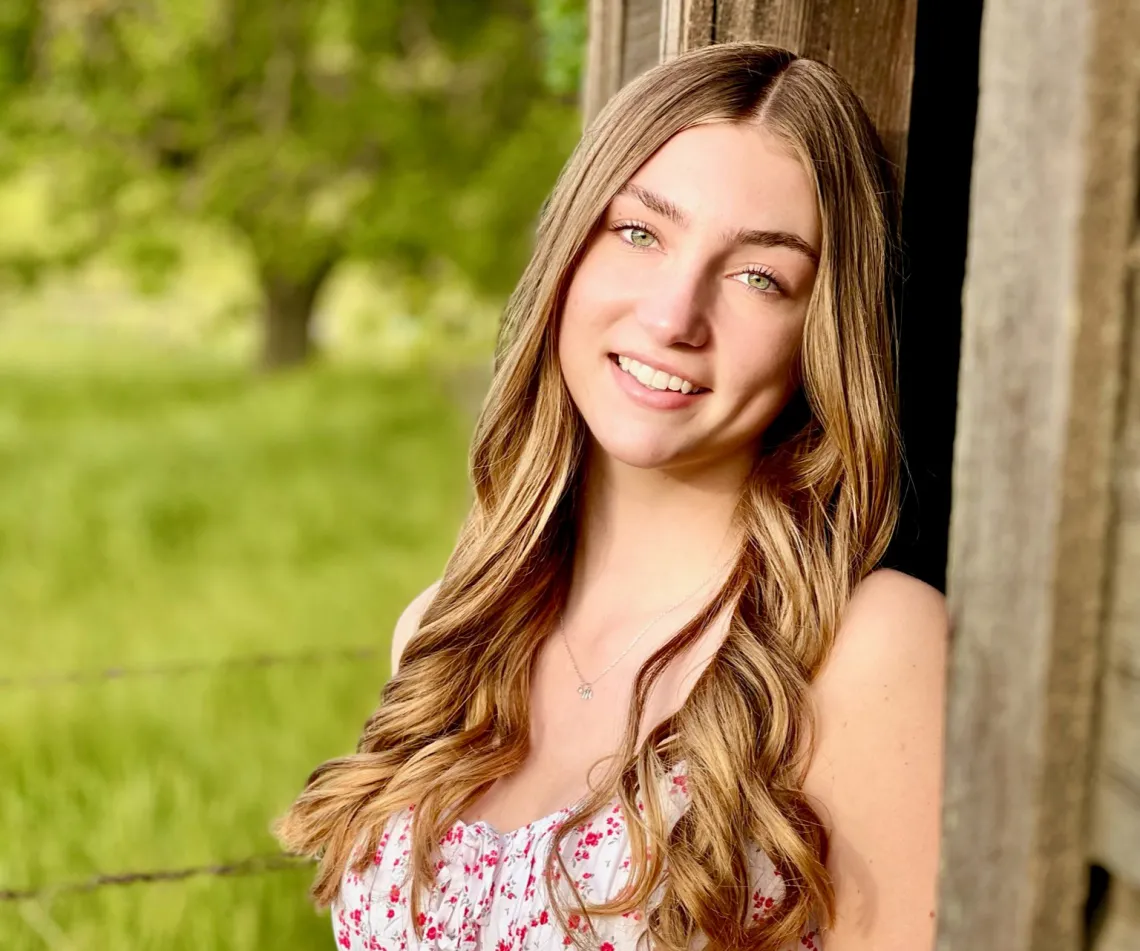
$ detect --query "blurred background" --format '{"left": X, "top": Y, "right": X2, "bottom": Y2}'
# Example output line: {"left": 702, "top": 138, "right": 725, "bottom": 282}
{"left": 0, "top": 1, "right": 586, "bottom": 948}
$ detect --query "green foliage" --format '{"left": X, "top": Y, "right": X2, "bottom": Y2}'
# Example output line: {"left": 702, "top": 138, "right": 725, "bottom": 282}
{"left": 0, "top": 0, "right": 36, "bottom": 95}
{"left": 538, "top": 0, "right": 589, "bottom": 96}
{"left": 0, "top": 337, "right": 474, "bottom": 949}
{"left": 0, "top": 0, "right": 586, "bottom": 352}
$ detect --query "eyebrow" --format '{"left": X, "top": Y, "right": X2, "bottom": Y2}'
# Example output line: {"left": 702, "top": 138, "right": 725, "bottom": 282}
{"left": 620, "top": 183, "right": 690, "bottom": 228}
{"left": 616, "top": 182, "right": 820, "bottom": 265}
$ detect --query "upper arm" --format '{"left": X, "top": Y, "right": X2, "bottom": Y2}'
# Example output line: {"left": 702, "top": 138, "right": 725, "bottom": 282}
{"left": 390, "top": 580, "right": 442, "bottom": 675}
{"left": 802, "top": 568, "right": 949, "bottom": 951}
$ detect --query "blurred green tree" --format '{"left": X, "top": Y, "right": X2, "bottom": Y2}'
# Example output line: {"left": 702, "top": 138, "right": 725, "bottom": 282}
{"left": 0, "top": 0, "right": 584, "bottom": 368}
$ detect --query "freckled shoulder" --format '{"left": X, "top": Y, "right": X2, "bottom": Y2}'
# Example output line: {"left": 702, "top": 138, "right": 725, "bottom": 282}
{"left": 808, "top": 567, "right": 949, "bottom": 731}
{"left": 390, "top": 580, "right": 442, "bottom": 674}
{"left": 800, "top": 568, "right": 949, "bottom": 948}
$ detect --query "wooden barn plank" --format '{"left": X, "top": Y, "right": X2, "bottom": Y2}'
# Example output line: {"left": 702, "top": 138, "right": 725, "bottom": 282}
{"left": 583, "top": 0, "right": 626, "bottom": 124}
{"left": 1094, "top": 253, "right": 1140, "bottom": 894}
{"left": 713, "top": 0, "right": 917, "bottom": 174}
{"left": 1099, "top": 880, "right": 1140, "bottom": 951}
{"left": 939, "top": 0, "right": 1139, "bottom": 947}
{"left": 620, "top": 0, "right": 662, "bottom": 85}
{"left": 661, "top": 0, "right": 716, "bottom": 60}
{"left": 585, "top": 0, "right": 670, "bottom": 123}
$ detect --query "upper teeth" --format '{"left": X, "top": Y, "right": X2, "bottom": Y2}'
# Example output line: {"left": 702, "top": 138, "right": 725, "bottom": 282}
{"left": 617, "top": 355, "right": 699, "bottom": 394}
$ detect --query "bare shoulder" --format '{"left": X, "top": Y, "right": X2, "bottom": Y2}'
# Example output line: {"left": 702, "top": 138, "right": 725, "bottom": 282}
{"left": 820, "top": 567, "right": 948, "bottom": 682}
{"left": 808, "top": 567, "right": 949, "bottom": 756}
{"left": 802, "top": 568, "right": 949, "bottom": 947}
{"left": 390, "top": 580, "right": 442, "bottom": 674}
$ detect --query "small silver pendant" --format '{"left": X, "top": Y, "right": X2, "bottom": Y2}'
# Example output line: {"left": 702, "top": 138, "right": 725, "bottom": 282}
{"left": 577, "top": 683, "right": 594, "bottom": 700}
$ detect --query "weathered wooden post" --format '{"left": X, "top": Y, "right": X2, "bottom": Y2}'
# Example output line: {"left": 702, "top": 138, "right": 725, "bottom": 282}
{"left": 940, "top": 0, "right": 1138, "bottom": 947}
{"left": 1095, "top": 241, "right": 1140, "bottom": 945}
{"left": 1087, "top": 0, "right": 1140, "bottom": 938}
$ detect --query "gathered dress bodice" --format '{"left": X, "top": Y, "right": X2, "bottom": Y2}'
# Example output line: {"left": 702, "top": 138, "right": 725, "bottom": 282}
{"left": 332, "top": 762, "right": 822, "bottom": 951}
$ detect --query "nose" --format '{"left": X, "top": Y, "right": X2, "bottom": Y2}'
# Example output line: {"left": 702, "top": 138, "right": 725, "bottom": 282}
{"left": 632, "top": 262, "right": 711, "bottom": 349}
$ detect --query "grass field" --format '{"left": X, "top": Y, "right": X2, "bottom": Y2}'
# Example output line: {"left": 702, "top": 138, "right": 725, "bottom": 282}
{"left": 0, "top": 327, "right": 476, "bottom": 950}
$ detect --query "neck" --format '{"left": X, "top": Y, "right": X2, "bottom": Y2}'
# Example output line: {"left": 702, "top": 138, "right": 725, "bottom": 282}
{"left": 567, "top": 443, "right": 752, "bottom": 620}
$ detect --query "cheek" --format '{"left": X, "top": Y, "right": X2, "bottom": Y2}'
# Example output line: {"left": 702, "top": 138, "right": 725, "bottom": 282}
{"left": 563, "top": 249, "right": 620, "bottom": 325}
{"left": 727, "top": 319, "right": 804, "bottom": 399}
{"left": 557, "top": 280, "right": 590, "bottom": 367}
{"left": 558, "top": 275, "right": 605, "bottom": 390}
{"left": 558, "top": 252, "right": 625, "bottom": 362}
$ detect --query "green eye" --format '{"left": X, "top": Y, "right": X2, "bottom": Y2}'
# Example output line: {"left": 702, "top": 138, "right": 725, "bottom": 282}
{"left": 626, "top": 228, "right": 655, "bottom": 247}
{"left": 734, "top": 270, "right": 781, "bottom": 293}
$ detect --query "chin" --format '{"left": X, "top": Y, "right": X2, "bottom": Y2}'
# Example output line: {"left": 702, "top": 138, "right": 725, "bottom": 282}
{"left": 588, "top": 423, "right": 694, "bottom": 471}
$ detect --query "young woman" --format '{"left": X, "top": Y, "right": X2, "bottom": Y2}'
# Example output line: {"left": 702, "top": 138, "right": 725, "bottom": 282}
{"left": 276, "top": 42, "right": 948, "bottom": 951}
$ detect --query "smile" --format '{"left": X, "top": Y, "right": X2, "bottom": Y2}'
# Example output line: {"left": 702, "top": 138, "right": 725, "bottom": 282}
{"left": 613, "top": 354, "right": 706, "bottom": 394}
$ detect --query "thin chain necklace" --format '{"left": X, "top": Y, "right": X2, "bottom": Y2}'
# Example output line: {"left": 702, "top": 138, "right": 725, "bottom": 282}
{"left": 558, "top": 555, "right": 733, "bottom": 701}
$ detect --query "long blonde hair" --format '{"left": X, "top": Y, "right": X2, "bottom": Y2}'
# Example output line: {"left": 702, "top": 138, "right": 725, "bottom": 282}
{"left": 274, "top": 42, "right": 900, "bottom": 951}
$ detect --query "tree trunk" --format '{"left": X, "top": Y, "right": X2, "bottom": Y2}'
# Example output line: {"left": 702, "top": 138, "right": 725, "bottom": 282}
{"left": 257, "top": 262, "right": 334, "bottom": 371}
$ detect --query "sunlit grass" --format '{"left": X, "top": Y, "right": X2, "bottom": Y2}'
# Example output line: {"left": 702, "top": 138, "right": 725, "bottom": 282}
{"left": 0, "top": 331, "right": 474, "bottom": 950}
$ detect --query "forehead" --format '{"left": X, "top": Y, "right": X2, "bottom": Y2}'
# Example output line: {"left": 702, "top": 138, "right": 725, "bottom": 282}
{"left": 620, "top": 121, "right": 820, "bottom": 249}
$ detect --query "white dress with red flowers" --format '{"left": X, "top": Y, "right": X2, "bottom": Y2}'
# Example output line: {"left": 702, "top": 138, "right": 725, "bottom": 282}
{"left": 332, "top": 763, "right": 822, "bottom": 951}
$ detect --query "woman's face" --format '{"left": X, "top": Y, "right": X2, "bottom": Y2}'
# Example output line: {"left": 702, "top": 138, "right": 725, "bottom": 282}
{"left": 558, "top": 121, "right": 821, "bottom": 475}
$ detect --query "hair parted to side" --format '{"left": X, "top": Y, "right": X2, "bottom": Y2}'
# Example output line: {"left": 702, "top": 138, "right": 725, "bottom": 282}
{"left": 274, "top": 42, "right": 901, "bottom": 951}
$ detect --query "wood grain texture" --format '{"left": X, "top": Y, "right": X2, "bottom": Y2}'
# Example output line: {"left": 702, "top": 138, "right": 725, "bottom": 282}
{"left": 620, "top": 0, "right": 662, "bottom": 85}
{"left": 661, "top": 0, "right": 716, "bottom": 60}
{"left": 714, "top": 0, "right": 917, "bottom": 176}
{"left": 585, "top": 0, "right": 674, "bottom": 121}
{"left": 1094, "top": 251, "right": 1140, "bottom": 890}
{"left": 583, "top": 0, "right": 625, "bottom": 125}
{"left": 1099, "top": 880, "right": 1140, "bottom": 951}
{"left": 940, "top": 0, "right": 1139, "bottom": 948}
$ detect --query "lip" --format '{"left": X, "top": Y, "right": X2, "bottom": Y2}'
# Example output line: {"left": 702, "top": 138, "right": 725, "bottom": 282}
{"left": 608, "top": 354, "right": 710, "bottom": 410}
{"left": 609, "top": 351, "right": 709, "bottom": 391}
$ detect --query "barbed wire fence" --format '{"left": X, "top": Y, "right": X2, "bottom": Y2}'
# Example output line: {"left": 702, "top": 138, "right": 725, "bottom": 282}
{"left": 1, "top": 645, "right": 382, "bottom": 907}
{"left": 0, "top": 855, "right": 314, "bottom": 903}
{"left": 0, "top": 645, "right": 381, "bottom": 690}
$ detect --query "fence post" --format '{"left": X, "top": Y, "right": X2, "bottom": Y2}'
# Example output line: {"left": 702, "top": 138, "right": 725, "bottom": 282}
{"left": 940, "top": 0, "right": 1139, "bottom": 947}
